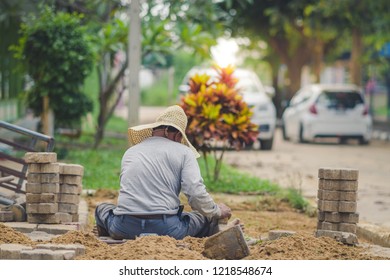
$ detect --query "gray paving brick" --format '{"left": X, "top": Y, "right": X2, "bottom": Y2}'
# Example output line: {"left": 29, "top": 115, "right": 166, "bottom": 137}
{"left": 36, "top": 244, "right": 85, "bottom": 256}
{"left": 318, "top": 179, "right": 358, "bottom": 191}
{"left": 28, "top": 163, "right": 59, "bottom": 173}
{"left": 27, "top": 173, "right": 59, "bottom": 184}
{"left": 24, "top": 152, "right": 57, "bottom": 163}
{"left": 58, "top": 203, "right": 79, "bottom": 214}
{"left": 318, "top": 168, "right": 359, "bottom": 180}
{"left": 60, "top": 184, "right": 82, "bottom": 194}
{"left": 26, "top": 203, "right": 58, "bottom": 214}
{"left": 58, "top": 194, "right": 80, "bottom": 204}
{"left": 26, "top": 193, "right": 58, "bottom": 203}
{"left": 60, "top": 175, "right": 82, "bottom": 185}
{"left": 0, "top": 210, "right": 14, "bottom": 222}
{"left": 59, "top": 163, "right": 84, "bottom": 176}
{"left": 26, "top": 183, "right": 59, "bottom": 194}
{"left": 0, "top": 244, "right": 33, "bottom": 260}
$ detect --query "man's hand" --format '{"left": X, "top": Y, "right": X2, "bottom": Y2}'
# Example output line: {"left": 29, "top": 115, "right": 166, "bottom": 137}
{"left": 218, "top": 203, "right": 232, "bottom": 220}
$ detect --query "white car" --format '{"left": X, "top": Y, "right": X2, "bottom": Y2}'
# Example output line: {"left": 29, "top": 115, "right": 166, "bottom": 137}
{"left": 179, "top": 67, "right": 277, "bottom": 150}
{"left": 282, "top": 84, "right": 372, "bottom": 144}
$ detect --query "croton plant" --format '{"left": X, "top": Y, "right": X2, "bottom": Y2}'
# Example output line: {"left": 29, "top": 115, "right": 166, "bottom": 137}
{"left": 179, "top": 65, "right": 259, "bottom": 180}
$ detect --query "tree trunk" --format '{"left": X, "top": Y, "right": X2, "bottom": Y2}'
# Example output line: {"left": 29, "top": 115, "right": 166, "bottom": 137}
{"left": 350, "top": 28, "right": 363, "bottom": 86}
{"left": 41, "top": 96, "right": 49, "bottom": 135}
{"left": 285, "top": 59, "right": 305, "bottom": 100}
{"left": 312, "top": 39, "right": 324, "bottom": 83}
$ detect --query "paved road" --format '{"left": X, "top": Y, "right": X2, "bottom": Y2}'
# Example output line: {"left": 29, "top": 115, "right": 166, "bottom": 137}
{"left": 223, "top": 129, "right": 390, "bottom": 228}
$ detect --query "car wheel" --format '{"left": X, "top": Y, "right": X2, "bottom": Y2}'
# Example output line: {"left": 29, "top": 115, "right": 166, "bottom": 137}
{"left": 259, "top": 138, "right": 273, "bottom": 150}
{"left": 359, "top": 138, "right": 369, "bottom": 145}
{"left": 282, "top": 124, "right": 289, "bottom": 141}
{"left": 299, "top": 124, "right": 307, "bottom": 143}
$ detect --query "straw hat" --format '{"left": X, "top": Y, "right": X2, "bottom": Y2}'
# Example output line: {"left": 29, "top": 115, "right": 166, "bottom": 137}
{"left": 128, "top": 105, "right": 200, "bottom": 158}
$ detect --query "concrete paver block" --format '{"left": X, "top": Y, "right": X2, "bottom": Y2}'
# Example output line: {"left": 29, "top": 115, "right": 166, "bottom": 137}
{"left": 24, "top": 152, "right": 57, "bottom": 163}
{"left": 318, "top": 221, "right": 339, "bottom": 231}
{"left": 27, "top": 173, "right": 60, "bottom": 184}
{"left": 28, "top": 163, "right": 59, "bottom": 173}
{"left": 37, "top": 223, "right": 80, "bottom": 235}
{"left": 318, "top": 168, "right": 359, "bottom": 180}
{"left": 318, "top": 200, "right": 339, "bottom": 212}
{"left": 26, "top": 193, "right": 58, "bottom": 203}
{"left": 318, "top": 179, "right": 358, "bottom": 191}
{"left": 268, "top": 230, "right": 296, "bottom": 240}
{"left": 60, "top": 184, "right": 82, "bottom": 194}
{"left": 26, "top": 203, "right": 58, "bottom": 214}
{"left": 20, "top": 249, "right": 63, "bottom": 260}
{"left": 3, "top": 222, "right": 37, "bottom": 233}
{"left": 36, "top": 244, "right": 85, "bottom": 256}
{"left": 0, "top": 210, "right": 14, "bottom": 222}
{"left": 318, "top": 212, "right": 359, "bottom": 223}
{"left": 317, "top": 189, "right": 357, "bottom": 201}
{"left": 0, "top": 244, "right": 33, "bottom": 260}
{"left": 26, "top": 183, "right": 59, "bottom": 194}
{"left": 338, "top": 201, "right": 357, "bottom": 213}
{"left": 60, "top": 175, "right": 82, "bottom": 185}
{"left": 27, "top": 214, "right": 60, "bottom": 224}
{"left": 203, "top": 225, "right": 250, "bottom": 260}
{"left": 315, "top": 229, "right": 358, "bottom": 245}
{"left": 58, "top": 194, "right": 80, "bottom": 204}
{"left": 59, "top": 163, "right": 84, "bottom": 176}
{"left": 339, "top": 223, "right": 357, "bottom": 234}
{"left": 58, "top": 203, "right": 79, "bottom": 214}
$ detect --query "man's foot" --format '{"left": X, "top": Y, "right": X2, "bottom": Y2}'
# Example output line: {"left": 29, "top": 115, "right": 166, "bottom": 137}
{"left": 94, "top": 224, "right": 109, "bottom": 237}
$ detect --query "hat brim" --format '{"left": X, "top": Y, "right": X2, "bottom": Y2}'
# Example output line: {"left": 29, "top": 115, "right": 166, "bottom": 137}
{"left": 128, "top": 121, "right": 201, "bottom": 158}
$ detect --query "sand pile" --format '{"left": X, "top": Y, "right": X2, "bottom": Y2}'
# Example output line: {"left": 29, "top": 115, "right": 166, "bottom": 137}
{"left": 246, "top": 232, "right": 382, "bottom": 260}
{"left": 0, "top": 223, "right": 35, "bottom": 245}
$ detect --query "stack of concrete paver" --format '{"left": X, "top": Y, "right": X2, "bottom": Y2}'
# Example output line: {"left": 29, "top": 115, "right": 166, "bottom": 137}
{"left": 315, "top": 168, "right": 359, "bottom": 245}
{"left": 59, "top": 163, "right": 84, "bottom": 223}
{"left": 25, "top": 152, "right": 60, "bottom": 224}
{"left": 24, "top": 152, "right": 83, "bottom": 224}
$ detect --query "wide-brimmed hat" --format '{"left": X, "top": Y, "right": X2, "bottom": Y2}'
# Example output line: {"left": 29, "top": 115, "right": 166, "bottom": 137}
{"left": 128, "top": 105, "right": 200, "bottom": 158}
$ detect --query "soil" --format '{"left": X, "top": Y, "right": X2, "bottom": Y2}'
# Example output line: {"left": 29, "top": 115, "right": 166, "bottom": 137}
{"left": 2, "top": 189, "right": 388, "bottom": 260}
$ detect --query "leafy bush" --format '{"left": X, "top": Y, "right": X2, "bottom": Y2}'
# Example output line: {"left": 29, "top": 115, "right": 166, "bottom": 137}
{"left": 179, "top": 65, "right": 258, "bottom": 181}
{"left": 13, "top": 6, "right": 93, "bottom": 128}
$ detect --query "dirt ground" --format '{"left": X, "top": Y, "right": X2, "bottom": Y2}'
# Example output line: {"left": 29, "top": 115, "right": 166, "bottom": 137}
{"left": 2, "top": 189, "right": 388, "bottom": 260}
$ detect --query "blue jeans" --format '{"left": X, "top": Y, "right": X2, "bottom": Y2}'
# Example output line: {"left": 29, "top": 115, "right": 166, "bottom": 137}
{"left": 95, "top": 203, "right": 219, "bottom": 240}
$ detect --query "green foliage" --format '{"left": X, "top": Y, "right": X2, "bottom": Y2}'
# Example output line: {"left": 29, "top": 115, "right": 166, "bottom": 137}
{"left": 280, "top": 188, "right": 309, "bottom": 211}
{"left": 13, "top": 6, "right": 94, "bottom": 128}
{"left": 179, "top": 65, "right": 259, "bottom": 181}
{"left": 198, "top": 155, "right": 280, "bottom": 194}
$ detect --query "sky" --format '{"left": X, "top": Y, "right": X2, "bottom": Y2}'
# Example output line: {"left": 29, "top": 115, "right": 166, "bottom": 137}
{"left": 211, "top": 38, "right": 239, "bottom": 67}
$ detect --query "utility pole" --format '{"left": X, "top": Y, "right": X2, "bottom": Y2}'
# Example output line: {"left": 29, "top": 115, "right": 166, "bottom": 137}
{"left": 128, "top": 0, "right": 141, "bottom": 127}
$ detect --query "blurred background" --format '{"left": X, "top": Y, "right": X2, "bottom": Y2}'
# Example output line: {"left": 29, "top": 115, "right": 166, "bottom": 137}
{"left": 1, "top": 0, "right": 389, "bottom": 144}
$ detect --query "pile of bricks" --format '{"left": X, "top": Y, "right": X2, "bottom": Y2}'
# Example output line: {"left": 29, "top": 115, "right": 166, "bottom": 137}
{"left": 25, "top": 152, "right": 83, "bottom": 224}
{"left": 315, "top": 168, "right": 359, "bottom": 245}
{"left": 59, "top": 163, "right": 84, "bottom": 223}
{"left": 0, "top": 243, "right": 85, "bottom": 260}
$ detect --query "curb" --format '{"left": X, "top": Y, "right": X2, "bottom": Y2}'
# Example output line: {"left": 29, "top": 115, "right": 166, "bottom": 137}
{"left": 357, "top": 223, "right": 390, "bottom": 248}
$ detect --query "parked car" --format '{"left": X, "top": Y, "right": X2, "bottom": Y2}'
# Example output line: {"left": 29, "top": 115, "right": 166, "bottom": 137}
{"left": 179, "top": 67, "right": 277, "bottom": 150}
{"left": 281, "top": 84, "right": 372, "bottom": 144}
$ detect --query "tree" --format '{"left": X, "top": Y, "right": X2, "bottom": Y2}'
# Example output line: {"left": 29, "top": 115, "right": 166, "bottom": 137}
{"left": 54, "top": 0, "right": 229, "bottom": 148}
{"left": 179, "top": 65, "right": 258, "bottom": 181}
{"left": 13, "top": 6, "right": 93, "bottom": 133}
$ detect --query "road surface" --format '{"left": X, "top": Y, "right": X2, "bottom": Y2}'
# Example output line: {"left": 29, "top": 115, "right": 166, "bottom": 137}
{"left": 223, "top": 129, "right": 390, "bottom": 228}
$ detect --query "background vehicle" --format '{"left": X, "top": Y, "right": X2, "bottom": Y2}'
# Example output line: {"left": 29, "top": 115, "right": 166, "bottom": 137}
{"left": 282, "top": 84, "right": 372, "bottom": 144}
{"left": 179, "top": 67, "right": 277, "bottom": 150}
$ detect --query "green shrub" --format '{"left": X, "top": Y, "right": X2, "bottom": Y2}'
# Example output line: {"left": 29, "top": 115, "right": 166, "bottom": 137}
{"left": 13, "top": 6, "right": 94, "bottom": 128}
